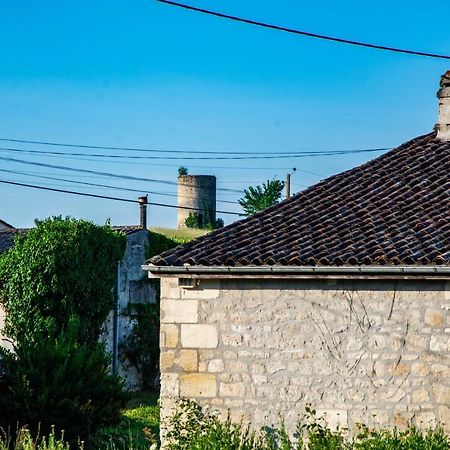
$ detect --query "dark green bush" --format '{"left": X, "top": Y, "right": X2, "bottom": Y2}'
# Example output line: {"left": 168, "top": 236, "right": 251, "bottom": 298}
{"left": 0, "top": 216, "right": 126, "bottom": 344}
{"left": 147, "top": 232, "right": 188, "bottom": 260}
{"left": 184, "top": 212, "right": 223, "bottom": 230}
{"left": 0, "top": 320, "right": 128, "bottom": 446}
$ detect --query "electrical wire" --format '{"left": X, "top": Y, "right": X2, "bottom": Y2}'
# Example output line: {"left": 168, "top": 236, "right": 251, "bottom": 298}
{"left": 0, "top": 168, "right": 241, "bottom": 205}
{"left": 0, "top": 155, "right": 243, "bottom": 193}
{"left": 0, "top": 137, "right": 392, "bottom": 156}
{"left": 0, "top": 179, "right": 244, "bottom": 216}
{"left": 0, "top": 145, "right": 389, "bottom": 160}
{"left": 156, "top": 0, "right": 450, "bottom": 60}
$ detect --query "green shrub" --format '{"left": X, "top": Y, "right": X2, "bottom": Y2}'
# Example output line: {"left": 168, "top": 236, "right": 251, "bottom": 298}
{"left": 0, "top": 216, "right": 126, "bottom": 344}
{"left": 165, "top": 400, "right": 450, "bottom": 450}
{"left": 0, "top": 320, "right": 128, "bottom": 446}
{"left": 147, "top": 232, "right": 188, "bottom": 260}
{"left": 353, "top": 425, "right": 450, "bottom": 450}
{"left": 184, "top": 212, "right": 223, "bottom": 230}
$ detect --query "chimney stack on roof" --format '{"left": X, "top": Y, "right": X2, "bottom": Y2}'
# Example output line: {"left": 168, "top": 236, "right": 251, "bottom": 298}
{"left": 437, "top": 70, "right": 450, "bottom": 141}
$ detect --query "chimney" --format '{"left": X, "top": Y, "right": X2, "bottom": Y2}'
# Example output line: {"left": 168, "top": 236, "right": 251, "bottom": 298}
{"left": 437, "top": 70, "right": 450, "bottom": 141}
{"left": 138, "top": 195, "right": 148, "bottom": 229}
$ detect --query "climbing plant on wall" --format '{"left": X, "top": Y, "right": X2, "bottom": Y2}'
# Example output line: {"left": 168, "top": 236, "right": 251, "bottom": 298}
{"left": 0, "top": 216, "right": 127, "bottom": 344}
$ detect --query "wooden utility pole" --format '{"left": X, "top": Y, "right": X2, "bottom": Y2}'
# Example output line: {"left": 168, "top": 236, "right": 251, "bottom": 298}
{"left": 285, "top": 173, "right": 291, "bottom": 199}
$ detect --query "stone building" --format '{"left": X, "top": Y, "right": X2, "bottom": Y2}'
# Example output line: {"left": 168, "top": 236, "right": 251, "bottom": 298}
{"left": 145, "top": 72, "right": 450, "bottom": 437}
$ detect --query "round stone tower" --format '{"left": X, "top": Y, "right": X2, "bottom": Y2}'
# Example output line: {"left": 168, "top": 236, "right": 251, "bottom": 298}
{"left": 177, "top": 175, "right": 216, "bottom": 229}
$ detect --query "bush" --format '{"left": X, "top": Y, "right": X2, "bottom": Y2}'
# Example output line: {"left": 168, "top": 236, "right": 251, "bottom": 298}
{"left": 165, "top": 400, "right": 450, "bottom": 450}
{"left": 0, "top": 216, "right": 126, "bottom": 344}
{"left": 184, "top": 212, "right": 224, "bottom": 230}
{"left": 0, "top": 320, "right": 129, "bottom": 446}
{"left": 147, "top": 232, "right": 188, "bottom": 260}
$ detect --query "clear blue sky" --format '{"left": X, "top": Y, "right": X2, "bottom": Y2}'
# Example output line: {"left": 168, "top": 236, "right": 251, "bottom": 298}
{"left": 1, "top": 0, "right": 449, "bottom": 228}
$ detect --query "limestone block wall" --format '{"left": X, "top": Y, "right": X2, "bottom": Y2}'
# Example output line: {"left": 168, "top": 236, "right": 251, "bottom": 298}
{"left": 159, "top": 277, "right": 450, "bottom": 435}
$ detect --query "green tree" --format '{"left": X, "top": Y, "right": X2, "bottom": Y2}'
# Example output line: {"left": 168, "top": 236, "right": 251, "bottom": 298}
{"left": 238, "top": 179, "right": 285, "bottom": 216}
{"left": 0, "top": 216, "right": 126, "bottom": 344}
{"left": 178, "top": 166, "right": 189, "bottom": 176}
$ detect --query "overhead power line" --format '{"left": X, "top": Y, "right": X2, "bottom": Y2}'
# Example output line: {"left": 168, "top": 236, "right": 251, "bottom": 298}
{"left": 156, "top": 0, "right": 450, "bottom": 60}
{"left": 0, "top": 155, "right": 243, "bottom": 193}
{"left": 0, "top": 168, "right": 241, "bottom": 205}
{"left": 0, "top": 145, "right": 389, "bottom": 160}
{"left": 0, "top": 137, "right": 393, "bottom": 156}
{"left": 0, "top": 179, "right": 244, "bottom": 216}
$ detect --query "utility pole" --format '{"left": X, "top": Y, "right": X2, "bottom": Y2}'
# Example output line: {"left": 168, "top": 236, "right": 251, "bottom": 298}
{"left": 285, "top": 168, "right": 296, "bottom": 199}
{"left": 285, "top": 173, "right": 291, "bottom": 199}
{"left": 138, "top": 195, "right": 148, "bottom": 229}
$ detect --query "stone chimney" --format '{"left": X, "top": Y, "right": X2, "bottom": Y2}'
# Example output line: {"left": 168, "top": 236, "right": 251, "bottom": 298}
{"left": 437, "top": 70, "right": 450, "bottom": 141}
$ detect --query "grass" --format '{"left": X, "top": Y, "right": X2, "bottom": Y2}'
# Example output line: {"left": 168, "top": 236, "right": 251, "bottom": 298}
{"left": 149, "top": 227, "right": 209, "bottom": 241}
{"left": 94, "top": 391, "right": 159, "bottom": 449}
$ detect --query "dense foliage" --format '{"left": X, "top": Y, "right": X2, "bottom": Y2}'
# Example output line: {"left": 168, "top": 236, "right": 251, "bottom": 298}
{"left": 121, "top": 302, "right": 160, "bottom": 391}
{"left": 238, "top": 179, "right": 285, "bottom": 216}
{"left": 166, "top": 400, "right": 450, "bottom": 450}
{"left": 184, "top": 212, "right": 224, "bottom": 230}
{"left": 0, "top": 216, "right": 126, "bottom": 344}
{"left": 0, "top": 320, "right": 128, "bottom": 446}
{"left": 146, "top": 231, "right": 189, "bottom": 260}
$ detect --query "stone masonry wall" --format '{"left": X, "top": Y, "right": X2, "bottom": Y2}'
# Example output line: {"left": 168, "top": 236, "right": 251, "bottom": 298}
{"left": 159, "top": 277, "right": 450, "bottom": 436}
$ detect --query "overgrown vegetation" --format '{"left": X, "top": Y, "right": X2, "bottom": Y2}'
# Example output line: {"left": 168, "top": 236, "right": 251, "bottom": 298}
{"left": 146, "top": 231, "right": 190, "bottom": 260}
{"left": 184, "top": 212, "right": 223, "bottom": 230}
{"left": 178, "top": 166, "right": 188, "bottom": 177}
{"left": 0, "top": 216, "right": 126, "bottom": 344}
{"left": 239, "top": 179, "right": 285, "bottom": 216}
{"left": 0, "top": 320, "right": 128, "bottom": 445}
{"left": 0, "top": 428, "right": 70, "bottom": 450}
{"left": 0, "top": 217, "right": 128, "bottom": 445}
{"left": 165, "top": 400, "right": 450, "bottom": 450}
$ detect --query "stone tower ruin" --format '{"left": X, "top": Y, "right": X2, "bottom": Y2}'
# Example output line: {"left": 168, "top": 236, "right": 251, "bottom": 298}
{"left": 177, "top": 175, "right": 216, "bottom": 229}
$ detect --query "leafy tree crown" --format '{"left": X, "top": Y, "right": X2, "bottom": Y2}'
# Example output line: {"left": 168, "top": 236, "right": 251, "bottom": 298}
{"left": 238, "top": 179, "right": 285, "bottom": 215}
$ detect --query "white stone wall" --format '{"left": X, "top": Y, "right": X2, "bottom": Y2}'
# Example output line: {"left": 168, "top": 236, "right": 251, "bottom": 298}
{"left": 160, "top": 277, "right": 450, "bottom": 435}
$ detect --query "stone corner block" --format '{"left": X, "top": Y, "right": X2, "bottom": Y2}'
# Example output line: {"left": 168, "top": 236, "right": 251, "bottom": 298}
{"left": 160, "top": 324, "right": 179, "bottom": 348}
{"left": 181, "top": 324, "right": 219, "bottom": 348}
{"left": 161, "top": 300, "right": 198, "bottom": 324}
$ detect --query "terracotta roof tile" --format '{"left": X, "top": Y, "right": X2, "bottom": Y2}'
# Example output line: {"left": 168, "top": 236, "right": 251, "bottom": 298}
{"left": 151, "top": 132, "right": 450, "bottom": 267}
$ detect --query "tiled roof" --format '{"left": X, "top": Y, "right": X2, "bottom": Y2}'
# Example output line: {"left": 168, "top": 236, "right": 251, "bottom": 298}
{"left": 0, "top": 219, "right": 14, "bottom": 229}
{"left": 112, "top": 226, "right": 147, "bottom": 235}
{"left": 0, "top": 226, "right": 145, "bottom": 254}
{"left": 151, "top": 132, "right": 450, "bottom": 267}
